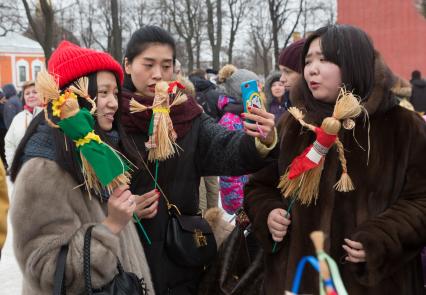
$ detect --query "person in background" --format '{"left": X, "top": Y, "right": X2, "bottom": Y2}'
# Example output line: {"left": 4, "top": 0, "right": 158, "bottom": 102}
{"left": 4, "top": 80, "right": 42, "bottom": 168}
{"left": 0, "top": 160, "right": 8, "bottom": 259}
{"left": 3, "top": 83, "right": 23, "bottom": 129}
{"left": 264, "top": 71, "right": 286, "bottom": 122}
{"left": 275, "top": 39, "right": 306, "bottom": 123}
{"left": 409, "top": 70, "right": 426, "bottom": 112}
{"left": 206, "top": 68, "right": 218, "bottom": 85}
{"left": 188, "top": 69, "right": 222, "bottom": 211}
{"left": 216, "top": 64, "right": 260, "bottom": 215}
{"left": 0, "top": 84, "right": 19, "bottom": 166}
{"left": 189, "top": 69, "right": 224, "bottom": 121}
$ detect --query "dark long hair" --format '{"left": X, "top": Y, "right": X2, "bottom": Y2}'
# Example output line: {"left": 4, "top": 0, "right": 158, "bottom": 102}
{"left": 123, "top": 25, "right": 176, "bottom": 91}
{"left": 10, "top": 71, "right": 139, "bottom": 184}
{"left": 295, "top": 25, "right": 376, "bottom": 121}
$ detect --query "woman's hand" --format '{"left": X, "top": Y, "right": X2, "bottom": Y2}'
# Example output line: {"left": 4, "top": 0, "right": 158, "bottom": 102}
{"left": 134, "top": 189, "right": 160, "bottom": 219}
{"left": 342, "top": 238, "right": 366, "bottom": 263}
{"left": 242, "top": 106, "right": 275, "bottom": 146}
{"left": 267, "top": 208, "right": 291, "bottom": 242}
{"left": 103, "top": 185, "right": 136, "bottom": 234}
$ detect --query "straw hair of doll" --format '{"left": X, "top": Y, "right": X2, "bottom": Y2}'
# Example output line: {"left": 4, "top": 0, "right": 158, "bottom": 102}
{"left": 334, "top": 138, "right": 355, "bottom": 192}
{"left": 332, "top": 88, "right": 362, "bottom": 120}
{"left": 36, "top": 70, "right": 60, "bottom": 128}
{"left": 288, "top": 107, "right": 316, "bottom": 132}
{"left": 68, "top": 77, "right": 97, "bottom": 114}
{"left": 35, "top": 69, "right": 60, "bottom": 104}
{"left": 44, "top": 108, "right": 60, "bottom": 128}
{"left": 129, "top": 98, "right": 150, "bottom": 113}
{"left": 169, "top": 91, "right": 188, "bottom": 107}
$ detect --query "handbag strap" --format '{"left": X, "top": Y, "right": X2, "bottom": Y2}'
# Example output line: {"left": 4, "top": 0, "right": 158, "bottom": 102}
{"left": 131, "top": 136, "right": 181, "bottom": 214}
{"left": 53, "top": 245, "right": 69, "bottom": 295}
{"left": 84, "top": 225, "right": 95, "bottom": 295}
{"left": 84, "top": 225, "right": 124, "bottom": 295}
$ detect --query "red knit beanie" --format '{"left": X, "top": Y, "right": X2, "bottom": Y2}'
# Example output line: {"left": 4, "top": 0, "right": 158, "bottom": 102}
{"left": 48, "top": 41, "right": 124, "bottom": 88}
{"left": 278, "top": 39, "right": 306, "bottom": 73}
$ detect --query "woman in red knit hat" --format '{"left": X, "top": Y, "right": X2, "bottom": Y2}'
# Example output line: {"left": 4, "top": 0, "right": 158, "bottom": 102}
{"left": 120, "top": 25, "right": 277, "bottom": 295}
{"left": 9, "top": 41, "right": 154, "bottom": 294}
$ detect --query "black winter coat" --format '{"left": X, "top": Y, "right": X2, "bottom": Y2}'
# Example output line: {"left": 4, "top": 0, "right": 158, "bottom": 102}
{"left": 189, "top": 76, "right": 223, "bottom": 121}
{"left": 410, "top": 78, "right": 426, "bottom": 112}
{"left": 129, "top": 113, "right": 272, "bottom": 295}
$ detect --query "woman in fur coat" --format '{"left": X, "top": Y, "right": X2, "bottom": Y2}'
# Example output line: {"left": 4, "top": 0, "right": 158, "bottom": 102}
{"left": 9, "top": 41, "right": 154, "bottom": 294}
{"left": 244, "top": 24, "right": 426, "bottom": 294}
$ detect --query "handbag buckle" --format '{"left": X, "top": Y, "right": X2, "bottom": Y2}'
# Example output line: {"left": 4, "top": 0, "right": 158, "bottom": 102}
{"left": 194, "top": 229, "right": 208, "bottom": 247}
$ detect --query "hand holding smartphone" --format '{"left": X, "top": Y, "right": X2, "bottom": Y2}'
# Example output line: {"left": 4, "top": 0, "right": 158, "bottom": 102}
{"left": 241, "top": 80, "right": 263, "bottom": 123}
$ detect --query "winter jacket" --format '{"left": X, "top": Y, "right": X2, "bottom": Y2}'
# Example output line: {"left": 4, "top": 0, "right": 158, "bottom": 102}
{"left": 4, "top": 107, "right": 42, "bottom": 167}
{"left": 0, "top": 160, "right": 8, "bottom": 252}
{"left": 128, "top": 113, "right": 275, "bottom": 295}
{"left": 4, "top": 95, "right": 23, "bottom": 129}
{"left": 189, "top": 75, "right": 224, "bottom": 121}
{"left": 217, "top": 95, "right": 247, "bottom": 214}
{"left": 410, "top": 78, "right": 426, "bottom": 112}
{"left": 244, "top": 55, "right": 426, "bottom": 294}
{"left": 10, "top": 135, "right": 155, "bottom": 294}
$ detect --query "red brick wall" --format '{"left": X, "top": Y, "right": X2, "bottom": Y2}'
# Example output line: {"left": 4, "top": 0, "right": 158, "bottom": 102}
{"left": 0, "top": 56, "right": 12, "bottom": 85}
{"left": 338, "top": 0, "right": 426, "bottom": 80}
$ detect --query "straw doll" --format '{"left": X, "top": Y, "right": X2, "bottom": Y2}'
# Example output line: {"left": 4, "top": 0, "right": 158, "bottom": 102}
{"left": 36, "top": 69, "right": 131, "bottom": 196}
{"left": 129, "top": 80, "right": 188, "bottom": 161}
{"left": 278, "top": 88, "right": 363, "bottom": 205}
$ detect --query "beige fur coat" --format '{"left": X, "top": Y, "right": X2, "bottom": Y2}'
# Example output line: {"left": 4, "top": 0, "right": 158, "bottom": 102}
{"left": 11, "top": 158, "right": 155, "bottom": 294}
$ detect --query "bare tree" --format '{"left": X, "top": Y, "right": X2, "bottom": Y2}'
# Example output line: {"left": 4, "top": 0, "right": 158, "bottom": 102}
{"left": 164, "top": 0, "right": 204, "bottom": 72}
{"left": 300, "top": 0, "right": 335, "bottom": 35}
{"left": 415, "top": 0, "right": 426, "bottom": 18}
{"left": 75, "top": 0, "right": 97, "bottom": 48}
{"left": 226, "top": 0, "right": 248, "bottom": 64}
{"left": 250, "top": 6, "right": 273, "bottom": 77}
{"left": 0, "top": 1, "right": 26, "bottom": 36}
{"left": 110, "top": 0, "right": 122, "bottom": 62}
{"left": 193, "top": 12, "right": 207, "bottom": 69}
{"left": 22, "top": 0, "right": 54, "bottom": 62}
{"left": 268, "top": 0, "right": 303, "bottom": 69}
{"left": 206, "top": 0, "right": 222, "bottom": 70}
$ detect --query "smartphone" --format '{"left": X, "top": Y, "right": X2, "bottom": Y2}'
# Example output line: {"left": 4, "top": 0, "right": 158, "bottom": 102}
{"left": 241, "top": 80, "right": 262, "bottom": 123}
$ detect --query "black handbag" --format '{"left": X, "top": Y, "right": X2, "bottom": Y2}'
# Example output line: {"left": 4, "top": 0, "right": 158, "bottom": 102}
{"left": 198, "top": 210, "right": 264, "bottom": 295}
{"left": 135, "top": 154, "right": 217, "bottom": 268}
{"left": 83, "top": 225, "right": 148, "bottom": 295}
{"left": 52, "top": 225, "right": 148, "bottom": 295}
{"left": 165, "top": 204, "right": 217, "bottom": 268}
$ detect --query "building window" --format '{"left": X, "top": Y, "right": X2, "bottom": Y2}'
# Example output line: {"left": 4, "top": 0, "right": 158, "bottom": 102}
{"left": 32, "top": 60, "right": 43, "bottom": 80}
{"left": 19, "top": 66, "right": 27, "bottom": 82}
{"left": 16, "top": 59, "right": 30, "bottom": 85}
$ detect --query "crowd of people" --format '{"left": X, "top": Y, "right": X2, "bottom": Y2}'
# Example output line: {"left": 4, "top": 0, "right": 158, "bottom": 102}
{"left": 0, "top": 23, "right": 425, "bottom": 295}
